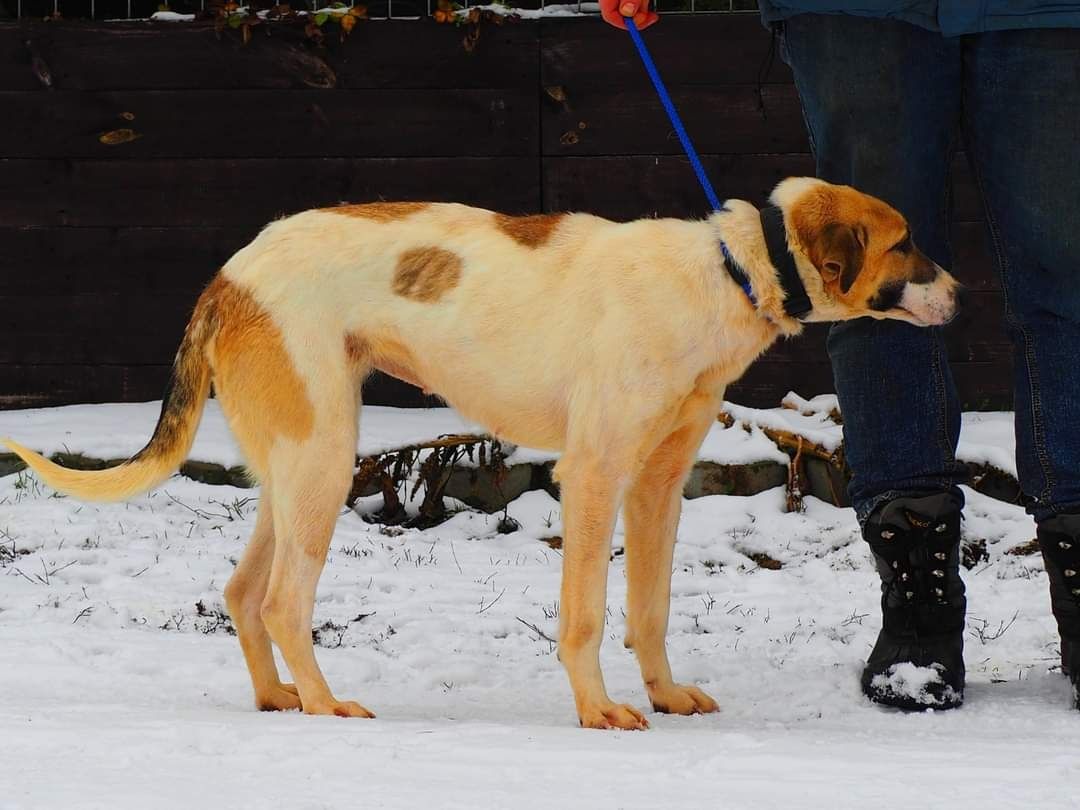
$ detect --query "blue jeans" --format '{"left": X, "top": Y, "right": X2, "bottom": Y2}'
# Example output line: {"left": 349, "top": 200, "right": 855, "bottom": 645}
{"left": 779, "top": 15, "right": 1080, "bottom": 524}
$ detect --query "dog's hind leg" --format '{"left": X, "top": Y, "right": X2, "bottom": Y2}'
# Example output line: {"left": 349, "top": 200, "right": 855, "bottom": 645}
{"left": 207, "top": 281, "right": 368, "bottom": 715}
{"left": 259, "top": 391, "right": 374, "bottom": 718}
{"left": 623, "top": 395, "right": 720, "bottom": 717}
{"left": 224, "top": 482, "right": 303, "bottom": 712}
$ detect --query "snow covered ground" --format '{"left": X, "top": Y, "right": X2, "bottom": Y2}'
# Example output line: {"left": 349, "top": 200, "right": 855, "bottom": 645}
{"left": 1, "top": 405, "right": 1076, "bottom": 809}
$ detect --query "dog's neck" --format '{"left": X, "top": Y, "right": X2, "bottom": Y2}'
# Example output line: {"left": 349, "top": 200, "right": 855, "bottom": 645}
{"left": 709, "top": 201, "right": 807, "bottom": 338}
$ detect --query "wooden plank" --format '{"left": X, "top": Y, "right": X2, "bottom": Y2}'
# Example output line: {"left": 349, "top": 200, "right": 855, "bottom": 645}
{"left": 25, "top": 0, "right": 135, "bottom": 16}
{"left": 1, "top": 20, "right": 537, "bottom": 91}
{"left": 540, "top": 16, "right": 791, "bottom": 88}
{"left": 0, "top": 332, "right": 185, "bottom": 366}
{"left": 544, "top": 152, "right": 983, "bottom": 223}
{"left": 951, "top": 154, "right": 983, "bottom": 223}
{"left": 544, "top": 151, "right": 983, "bottom": 224}
{"left": 951, "top": 221, "right": 996, "bottom": 290}
{"left": 0, "top": 364, "right": 172, "bottom": 408}
{"left": 544, "top": 154, "right": 816, "bottom": 219}
{"left": 725, "top": 359, "right": 1013, "bottom": 411}
{"left": 1, "top": 294, "right": 197, "bottom": 335}
{"left": 0, "top": 157, "right": 540, "bottom": 227}
{"left": 0, "top": 226, "right": 247, "bottom": 294}
{"left": 331, "top": 19, "right": 537, "bottom": 90}
{"left": 545, "top": 153, "right": 986, "bottom": 229}
{"left": 0, "top": 88, "right": 537, "bottom": 158}
{"left": 543, "top": 83, "right": 806, "bottom": 156}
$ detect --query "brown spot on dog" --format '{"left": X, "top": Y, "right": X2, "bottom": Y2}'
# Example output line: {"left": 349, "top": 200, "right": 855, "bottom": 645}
{"left": 209, "top": 280, "right": 315, "bottom": 479}
{"left": 323, "top": 202, "right": 429, "bottom": 222}
{"left": 392, "top": 247, "right": 462, "bottom": 303}
{"left": 494, "top": 212, "right": 565, "bottom": 248}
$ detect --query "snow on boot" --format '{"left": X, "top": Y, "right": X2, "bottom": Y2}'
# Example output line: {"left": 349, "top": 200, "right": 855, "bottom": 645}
{"left": 861, "top": 492, "right": 966, "bottom": 710}
{"left": 1036, "top": 512, "right": 1080, "bottom": 708}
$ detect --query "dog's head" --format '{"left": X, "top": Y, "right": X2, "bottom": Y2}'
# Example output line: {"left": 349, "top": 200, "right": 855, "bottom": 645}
{"left": 770, "top": 178, "right": 962, "bottom": 326}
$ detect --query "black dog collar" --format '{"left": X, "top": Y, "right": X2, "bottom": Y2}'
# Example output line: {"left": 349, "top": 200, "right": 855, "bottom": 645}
{"left": 722, "top": 206, "right": 813, "bottom": 321}
{"left": 760, "top": 205, "right": 813, "bottom": 319}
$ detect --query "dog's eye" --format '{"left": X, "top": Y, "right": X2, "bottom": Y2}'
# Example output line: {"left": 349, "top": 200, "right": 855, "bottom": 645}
{"left": 890, "top": 233, "right": 912, "bottom": 254}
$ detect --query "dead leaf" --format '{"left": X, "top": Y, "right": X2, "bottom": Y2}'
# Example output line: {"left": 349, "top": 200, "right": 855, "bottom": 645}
{"left": 99, "top": 128, "right": 141, "bottom": 146}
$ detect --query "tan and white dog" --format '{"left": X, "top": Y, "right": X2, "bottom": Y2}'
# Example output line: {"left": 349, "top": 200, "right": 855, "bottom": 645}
{"left": 3, "top": 177, "right": 961, "bottom": 729}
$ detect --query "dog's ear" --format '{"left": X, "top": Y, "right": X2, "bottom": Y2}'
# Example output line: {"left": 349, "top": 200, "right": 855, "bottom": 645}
{"left": 806, "top": 222, "right": 866, "bottom": 294}
{"left": 781, "top": 181, "right": 867, "bottom": 295}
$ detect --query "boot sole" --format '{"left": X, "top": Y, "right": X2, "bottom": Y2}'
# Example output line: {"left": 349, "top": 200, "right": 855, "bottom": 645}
{"left": 864, "top": 688, "right": 964, "bottom": 712}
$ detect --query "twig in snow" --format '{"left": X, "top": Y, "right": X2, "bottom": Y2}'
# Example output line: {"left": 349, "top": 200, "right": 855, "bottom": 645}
{"left": 11, "top": 566, "right": 36, "bottom": 584}
{"left": 478, "top": 587, "right": 506, "bottom": 614}
{"left": 22, "top": 558, "right": 78, "bottom": 586}
{"left": 968, "top": 611, "right": 1020, "bottom": 644}
{"left": 73, "top": 606, "right": 94, "bottom": 624}
{"left": 840, "top": 609, "right": 869, "bottom": 627}
{"left": 516, "top": 616, "right": 557, "bottom": 643}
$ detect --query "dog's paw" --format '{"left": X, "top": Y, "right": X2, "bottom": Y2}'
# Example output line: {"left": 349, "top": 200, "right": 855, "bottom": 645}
{"left": 578, "top": 701, "right": 649, "bottom": 731}
{"left": 255, "top": 684, "right": 304, "bottom": 712}
{"left": 304, "top": 699, "right": 376, "bottom": 719}
{"left": 648, "top": 683, "right": 720, "bottom": 716}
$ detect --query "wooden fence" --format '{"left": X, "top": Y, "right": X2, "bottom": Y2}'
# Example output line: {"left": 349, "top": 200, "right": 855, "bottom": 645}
{"left": 1, "top": 15, "right": 1010, "bottom": 410}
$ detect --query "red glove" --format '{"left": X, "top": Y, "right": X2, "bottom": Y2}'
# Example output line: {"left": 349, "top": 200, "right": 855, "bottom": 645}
{"left": 599, "top": 0, "right": 659, "bottom": 30}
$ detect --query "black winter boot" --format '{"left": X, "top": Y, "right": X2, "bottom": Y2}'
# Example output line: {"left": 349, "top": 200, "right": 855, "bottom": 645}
{"left": 860, "top": 492, "right": 966, "bottom": 710}
{"left": 1036, "top": 512, "right": 1080, "bottom": 707}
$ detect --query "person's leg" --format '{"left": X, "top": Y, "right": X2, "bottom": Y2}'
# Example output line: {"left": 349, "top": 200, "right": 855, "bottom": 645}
{"left": 963, "top": 29, "right": 1080, "bottom": 703}
{"left": 781, "top": 14, "right": 969, "bottom": 521}
{"left": 780, "top": 14, "right": 969, "bottom": 708}
{"left": 962, "top": 29, "right": 1080, "bottom": 523}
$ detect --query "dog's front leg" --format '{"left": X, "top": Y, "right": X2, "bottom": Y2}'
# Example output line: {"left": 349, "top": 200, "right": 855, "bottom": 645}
{"left": 623, "top": 407, "right": 720, "bottom": 717}
{"left": 556, "top": 454, "right": 648, "bottom": 730}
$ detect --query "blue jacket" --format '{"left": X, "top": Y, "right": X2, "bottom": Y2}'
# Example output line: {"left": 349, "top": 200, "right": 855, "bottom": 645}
{"left": 759, "top": 1, "right": 1080, "bottom": 36}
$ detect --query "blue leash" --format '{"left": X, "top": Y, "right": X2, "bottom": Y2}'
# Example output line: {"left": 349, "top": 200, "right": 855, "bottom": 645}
{"left": 624, "top": 15, "right": 723, "bottom": 213}
{"left": 624, "top": 16, "right": 759, "bottom": 302}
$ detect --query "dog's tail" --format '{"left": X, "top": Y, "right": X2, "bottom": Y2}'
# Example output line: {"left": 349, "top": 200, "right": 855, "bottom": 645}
{"left": 2, "top": 279, "right": 223, "bottom": 502}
